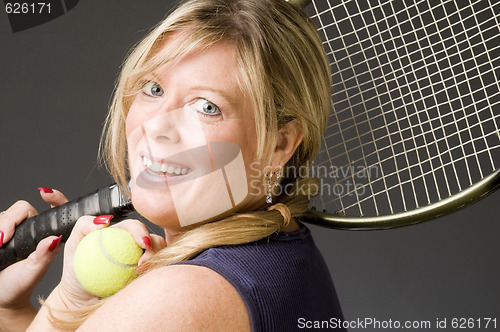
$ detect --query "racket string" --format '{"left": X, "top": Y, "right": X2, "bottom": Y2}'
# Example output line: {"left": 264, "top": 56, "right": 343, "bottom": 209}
{"left": 307, "top": 0, "right": 500, "bottom": 217}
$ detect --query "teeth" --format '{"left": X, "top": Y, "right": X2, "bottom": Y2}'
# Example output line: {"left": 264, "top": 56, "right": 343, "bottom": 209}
{"left": 142, "top": 156, "right": 189, "bottom": 175}
{"left": 143, "top": 156, "right": 153, "bottom": 167}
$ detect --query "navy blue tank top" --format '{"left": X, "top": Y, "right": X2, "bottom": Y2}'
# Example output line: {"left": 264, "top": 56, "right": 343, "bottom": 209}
{"left": 176, "top": 224, "right": 345, "bottom": 331}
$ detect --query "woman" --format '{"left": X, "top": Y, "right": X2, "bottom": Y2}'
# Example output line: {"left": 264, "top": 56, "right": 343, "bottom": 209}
{"left": 0, "top": 0, "right": 345, "bottom": 330}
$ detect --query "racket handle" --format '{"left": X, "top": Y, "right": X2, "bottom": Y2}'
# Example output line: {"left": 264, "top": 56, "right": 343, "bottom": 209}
{"left": 0, "top": 184, "right": 133, "bottom": 271}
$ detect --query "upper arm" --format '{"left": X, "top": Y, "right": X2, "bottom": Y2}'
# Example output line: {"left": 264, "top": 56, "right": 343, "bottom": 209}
{"left": 77, "top": 264, "right": 251, "bottom": 332}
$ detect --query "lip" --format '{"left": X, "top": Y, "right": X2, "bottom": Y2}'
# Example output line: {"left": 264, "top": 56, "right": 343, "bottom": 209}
{"left": 136, "top": 163, "right": 193, "bottom": 189}
{"left": 133, "top": 144, "right": 216, "bottom": 189}
{"left": 135, "top": 153, "right": 194, "bottom": 189}
{"left": 141, "top": 153, "right": 192, "bottom": 174}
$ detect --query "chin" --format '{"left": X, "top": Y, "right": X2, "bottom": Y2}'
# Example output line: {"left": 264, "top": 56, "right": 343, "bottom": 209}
{"left": 131, "top": 186, "right": 180, "bottom": 228}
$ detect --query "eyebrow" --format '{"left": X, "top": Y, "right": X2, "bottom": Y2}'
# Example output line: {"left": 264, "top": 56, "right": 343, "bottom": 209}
{"left": 190, "top": 86, "right": 238, "bottom": 107}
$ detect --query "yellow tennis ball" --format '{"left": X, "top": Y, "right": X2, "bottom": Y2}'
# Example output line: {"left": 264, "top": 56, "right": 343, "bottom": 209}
{"left": 73, "top": 227, "right": 144, "bottom": 298}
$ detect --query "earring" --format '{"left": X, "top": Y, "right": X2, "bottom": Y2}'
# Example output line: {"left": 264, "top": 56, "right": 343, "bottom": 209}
{"left": 274, "top": 168, "right": 281, "bottom": 188}
{"left": 266, "top": 171, "right": 273, "bottom": 204}
{"left": 266, "top": 168, "right": 282, "bottom": 204}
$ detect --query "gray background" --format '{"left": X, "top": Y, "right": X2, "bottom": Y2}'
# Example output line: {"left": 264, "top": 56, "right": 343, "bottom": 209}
{"left": 0, "top": 1, "right": 499, "bottom": 330}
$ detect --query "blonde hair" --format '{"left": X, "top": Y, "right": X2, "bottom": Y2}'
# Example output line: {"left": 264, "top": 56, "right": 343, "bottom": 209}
{"left": 47, "top": 0, "right": 331, "bottom": 328}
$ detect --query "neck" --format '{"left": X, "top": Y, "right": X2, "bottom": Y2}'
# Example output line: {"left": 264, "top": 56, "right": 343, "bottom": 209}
{"left": 163, "top": 228, "right": 181, "bottom": 246}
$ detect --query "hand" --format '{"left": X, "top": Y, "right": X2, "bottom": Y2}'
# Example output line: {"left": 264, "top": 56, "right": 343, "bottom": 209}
{"left": 55, "top": 217, "right": 167, "bottom": 307}
{"left": 0, "top": 188, "right": 68, "bottom": 311}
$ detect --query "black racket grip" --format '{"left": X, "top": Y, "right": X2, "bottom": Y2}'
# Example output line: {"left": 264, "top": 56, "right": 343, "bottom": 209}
{"left": 0, "top": 184, "right": 133, "bottom": 271}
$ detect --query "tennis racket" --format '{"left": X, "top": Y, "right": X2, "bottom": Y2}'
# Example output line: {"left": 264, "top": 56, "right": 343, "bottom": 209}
{"left": 2, "top": 1, "right": 499, "bottom": 270}
{"left": 289, "top": 0, "right": 500, "bottom": 230}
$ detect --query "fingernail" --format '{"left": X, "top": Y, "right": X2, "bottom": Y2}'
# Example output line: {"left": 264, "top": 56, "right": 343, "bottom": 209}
{"left": 142, "top": 236, "right": 152, "bottom": 249}
{"left": 49, "top": 236, "right": 62, "bottom": 251}
{"left": 38, "top": 187, "right": 54, "bottom": 193}
{"left": 93, "top": 215, "right": 114, "bottom": 225}
{"left": 0, "top": 230, "right": 4, "bottom": 248}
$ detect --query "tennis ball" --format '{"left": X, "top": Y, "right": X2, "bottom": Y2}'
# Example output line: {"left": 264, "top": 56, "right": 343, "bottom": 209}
{"left": 73, "top": 227, "right": 144, "bottom": 298}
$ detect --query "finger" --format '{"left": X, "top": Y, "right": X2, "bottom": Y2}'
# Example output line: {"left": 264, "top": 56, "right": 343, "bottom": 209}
{"left": 0, "top": 200, "right": 38, "bottom": 244}
{"left": 64, "top": 215, "right": 113, "bottom": 253}
{"left": 38, "top": 188, "right": 69, "bottom": 208}
{"left": 0, "top": 235, "right": 62, "bottom": 305}
{"left": 111, "top": 219, "right": 153, "bottom": 250}
{"left": 24, "top": 235, "right": 63, "bottom": 272}
{"left": 150, "top": 234, "right": 167, "bottom": 251}
{"left": 138, "top": 234, "right": 166, "bottom": 267}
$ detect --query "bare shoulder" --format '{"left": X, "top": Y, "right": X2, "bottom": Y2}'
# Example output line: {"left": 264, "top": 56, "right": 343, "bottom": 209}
{"left": 78, "top": 264, "right": 251, "bottom": 331}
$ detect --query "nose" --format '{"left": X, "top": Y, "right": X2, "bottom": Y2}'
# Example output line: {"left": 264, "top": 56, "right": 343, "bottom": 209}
{"left": 142, "top": 110, "right": 181, "bottom": 144}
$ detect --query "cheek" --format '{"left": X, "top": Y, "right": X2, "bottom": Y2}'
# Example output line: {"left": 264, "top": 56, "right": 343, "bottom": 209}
{"left": 125, "top": 99, "right": 156, "bottom": 156}
{"left": 125, "top": 100, "right": 142, "bottom": 138}
{"left": 124, "top": 114, "right": 140, "bottom": 164}
{"left": 125, "top": 101, "right": 151, "bottom": 181}
{"left": 205, "top": 121, "right": 263, "bottom": 192}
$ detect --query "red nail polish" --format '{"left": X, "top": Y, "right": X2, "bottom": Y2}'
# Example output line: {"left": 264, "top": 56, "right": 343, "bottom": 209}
{"left": 142, "top": 236, "right": 152, "bottom": 249}
{"left": 38, "top": 187, "right": 54, "bottom": 193}
{"left": 0, "top": 230, "right": 4, "bottom": 248}
{"left": 49, "top": 236, "right": 62, "bottom": 251}
{"left": 93, "top": 215, "right": 114, "bottom": 225}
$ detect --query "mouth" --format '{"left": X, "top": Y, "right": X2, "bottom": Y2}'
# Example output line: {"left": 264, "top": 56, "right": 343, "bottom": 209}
{"left": 135, "top": 154, "right": 194, "bottom": 189}
{"left": 141, "top": 155, "right": 191, "bottom": 176}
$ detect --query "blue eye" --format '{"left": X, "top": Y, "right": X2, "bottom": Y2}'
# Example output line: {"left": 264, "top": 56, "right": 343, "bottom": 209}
{"left": 190, "top": 99, "right": 222, "bottom": 117}
{"left": 142, "top": 81, "right": 164, "bottom": 97}
{"left": 202, "top": 100, "right": 219, "bottom": 115}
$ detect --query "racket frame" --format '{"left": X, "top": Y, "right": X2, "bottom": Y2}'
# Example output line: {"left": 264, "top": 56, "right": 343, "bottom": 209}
{"left": 287, "top": 0, "right": 500, "bottom": 229}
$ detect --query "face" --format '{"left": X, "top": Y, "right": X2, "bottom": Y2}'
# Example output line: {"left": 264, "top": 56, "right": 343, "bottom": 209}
{"left": 126, "top": 39, "right": 268, "bottom": 235}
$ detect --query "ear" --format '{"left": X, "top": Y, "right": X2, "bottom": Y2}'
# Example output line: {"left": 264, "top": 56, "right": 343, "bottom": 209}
{"left": 271, "top": 119, "right": 304, "bottom": 168}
